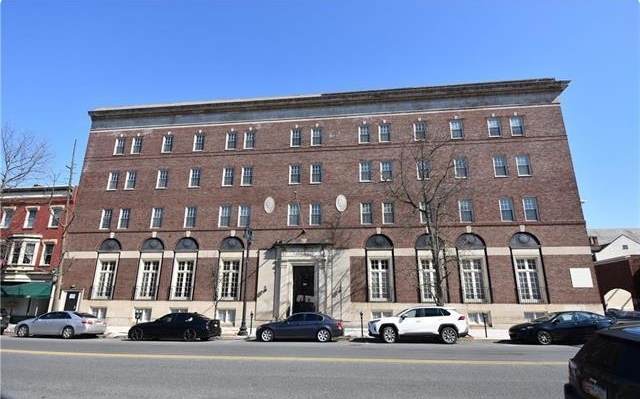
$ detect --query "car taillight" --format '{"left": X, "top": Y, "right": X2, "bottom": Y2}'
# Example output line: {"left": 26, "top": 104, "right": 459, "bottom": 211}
{"left": 82, "top": 319, "right": 94, "bottom": 325}
{"left": 337, "top": 322, "right": 343, "bottom": 329}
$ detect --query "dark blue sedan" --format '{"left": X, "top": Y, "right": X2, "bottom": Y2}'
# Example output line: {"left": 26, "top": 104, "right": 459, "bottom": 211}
{"left": 256, "top": 312, "right": 344, "bottom": 342}
{"left": 509, "top": 311, "right": 614, "bottom": 345}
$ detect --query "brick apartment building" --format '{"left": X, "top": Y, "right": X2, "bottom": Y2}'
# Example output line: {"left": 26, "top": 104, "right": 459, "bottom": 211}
{"left": 63, "top": 78, "right": 601, "bottom": 329}
{"left": 1, "top": 185, "right": 74, "bottom": 318}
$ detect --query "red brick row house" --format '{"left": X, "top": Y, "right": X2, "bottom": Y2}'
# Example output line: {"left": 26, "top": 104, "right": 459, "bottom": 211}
{"left": 63, "top": 78, "right": 601, "bottom": 329}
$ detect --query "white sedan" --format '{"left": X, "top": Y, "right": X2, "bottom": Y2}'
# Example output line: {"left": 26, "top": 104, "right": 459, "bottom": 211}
{"left": 15, "top": 311, "right": 106, "bottom": 339}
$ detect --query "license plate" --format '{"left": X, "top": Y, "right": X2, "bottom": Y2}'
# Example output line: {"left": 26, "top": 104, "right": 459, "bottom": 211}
{"left": 582, "top": 379, "right": 607, "bottom": 399}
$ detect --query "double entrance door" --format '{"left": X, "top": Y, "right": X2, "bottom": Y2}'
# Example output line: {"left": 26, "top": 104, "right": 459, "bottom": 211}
{"left": 292, "top": 266, "right": 315, "bottom": 314}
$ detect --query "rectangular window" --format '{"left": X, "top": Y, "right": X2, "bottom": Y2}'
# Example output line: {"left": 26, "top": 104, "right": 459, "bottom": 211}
{"left": 487, "top": 117, "right": 501, "bottom": 137}
{"left": 454, "top": 157, "right": 468, "bottom": 178}
{"left": 41, "top": 243, "right": 55, "bottom": 265}
{"left": 125, "top": 171, "right": 137, "bottom": 189}
{"left": 173, "top": 260, "right": 194, "bottom": 300}
{"left": 499, "top": 198, "right": 515, "bottom": 221}
{"left": 369, "top": 259, "right": 390, "bottom": 301}
{"left": 379, "top": 124, "right": 391, "bottom": 142}
{"left": 414, "top": 121, "right": 427, "bottom": 141}
{"left": 156, "top": 169, "right": 169, "bottom": 189}
{"left": 419, "top": 259, "right": 436, "bottom": 301}
{"left": 131, "top": 136, "right": 143, "bottom": 154}
{"left": 94, "top": 261, "right": 116, "bottom": 299}
{"left": 184, "top": 206, "right": 197, "bottom": 228}
{"left": 162, "top": 135, "right": 173, "bottom": 153}
{"left": 359, "top": 161, "right": 372, "bottom": 182}
{"left": 310, "top": 203, "right": 322, "bottom": 226}
{"left": 311, "top": 127, "right": 323, "bottom": 146}
{"left": 49, "top": 207, "right": 63, "bottom": 228}
{"left": 151, "top": 207, "right": 163, "bottom": 228}
{"left": 461, "top": 259, "right": 485, "bottom": 302}
{"left": 310, "top": 163, "right": 322, "bottom": 184}
{"left": 193, "top": 132, "right": 205, "bottom": 151}
{"left": 419, "top": 201, "right": 433, "bottom": 224}
{"left": 360, "top": 202, "right": 373, "bottom": 224}
{"left": 24, "top": 208, "right": 37, "bottom": 228}
{"left": 417, "top": 158, "right": 430, "bottom": 180}
{"left": 114, "top": 137, "right": 126, "bottom": 155}
{"left": 22, "top": 242, "right": 36, "bottom": 265}
{"left": 90, "top": 307, "right": 108, "bottom": 319}
{"left": 289, "top": 165, "right": 301, "bottom": 184}
{"left": 218, "top": 205, "right": 231, "bottom": 227}
{"left": 222, "top": 167, "right": 234, "bottom": 186}
{"left": 244, "top": 131, "right": 255, "bottom": 149}
{"left": 107, "top": 172, "right": 119, "bottom": 190}
{"left": 241, "top": 166, "right": 253, "bottom": 186}
{"left": 189, "top": 168, "right": 201, "bottom": 188}
{"left": 515, "top": 155, "right": 532, "bottom": 176}
{"left": 226, "top": 131, "right": 237, "bottom": 149}
{"left": 516, "top": 258, "right": 541, "bottom": 302}
{"left": 510, "top": 116, "right": 524, "bottom": 136}
{"left": 238, "top": 205, "right": 251, "bottom": 227}
{"left": 219, "top": 260, "right": 240, "bottom": 300}
{"left": 380, "top": 160, "right": 393, "bottom": 181}
{"left": 493, "top": 156, "right": 508, "bottom": 177}
{"left": 100, "top": 209, "right": 112, "bottom": 229}
{"left": 450, "top": 119, "right": 464, "bottom": 139}
{"left": 291, "top": 129, "right": 302, "bottom": 147}
{"left": 459, "top": 199, "right": 473, "bottom": 222}
{"left": 288, "top": 203, "right": 300, "bottom": 226}
{"left": 359, "top": 125, "right": 370, "bottom": 143}
{"left": 216, "top": 309, "right": 236, "bottom": 325}
{"left": 382, "top": 202, "right": 395, "bottom": 224}
{"left": 523, "top": 197, "right": 539, "bottom": 221}
{"left": 118, "top": 208, "right": 131, "bottom": 229}
{"left": 1, "top": 208, "right": 15, "bottom": 228}
{"left": 137, "top": 260, "right": 160, "bottom": 300}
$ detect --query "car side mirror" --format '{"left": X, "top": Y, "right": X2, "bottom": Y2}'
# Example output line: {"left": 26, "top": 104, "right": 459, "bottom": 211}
{"left": 400, "top": 315, "right": 406, "bottom": 320}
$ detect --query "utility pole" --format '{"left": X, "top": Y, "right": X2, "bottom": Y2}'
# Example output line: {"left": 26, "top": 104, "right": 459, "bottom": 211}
{"left": 52, "top": 140, "right": 75, "bottom": 311}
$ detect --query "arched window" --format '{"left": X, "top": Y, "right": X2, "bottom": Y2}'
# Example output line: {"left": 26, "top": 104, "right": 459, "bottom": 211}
{"left": 456, "top": 233, "right": 490, "bottom": 304}
{"left": 415, "top": 234, "right": 445, "bottom": 302}
{"left": 175, "top": 237, "right": 199, "bottom": 251}
{"left": 93, "top": 239, "right": 122, "bottom": 300}
{"left": 141, "top": 238, "right": 164, "bottom": 252}
{"left": 217, "top": 237, "right": 245, "bottom": 305}
{"left": 365, "top": 235, "right": 394, "bottom": 302}
{"left": 509, "top": 232, "right": 546, "bottom": 304}
{"left": 136, "top": 238, "right": 165, "bottom": 301}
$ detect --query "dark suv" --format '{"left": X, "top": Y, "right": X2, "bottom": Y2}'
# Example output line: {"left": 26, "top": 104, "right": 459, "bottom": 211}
{"left": 564, "top": 324, "right": 640, "bottom": 399}
{"left": 1, "top": 308, "right": 8, "bottom": 335}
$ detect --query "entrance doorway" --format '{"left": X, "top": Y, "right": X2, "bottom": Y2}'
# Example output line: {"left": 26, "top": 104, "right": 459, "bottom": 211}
{"left": 292, "top": 266, "right": 315, "bottom": 313}
{"left": 63, "top": 291, "right": 81, "bottom": 311}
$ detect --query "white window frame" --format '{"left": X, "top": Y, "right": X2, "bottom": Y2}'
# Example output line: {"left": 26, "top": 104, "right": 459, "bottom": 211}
{"left": 458, "top": 199, "right": 473, "bottom": 222}
{"left": 288, "top": 203, "right": 300, "bottom": 226}
{"left": 378, "top": 123, "right": 391, "bottom": 142}
{"left": 513, "top": 255, "right": 544, "bottom": 303}
{"left": 450, "top": 119, "right": 464, "bottom": 139}
{"left": 8, "top": 238, "right": 40, "bottom": 267}
{"left": 382, "top": 202, "right": 394, "bottom": 224}
{"left": 493, "top": 156, "right": 508, "bottom": 177}
{"left": 171, "top": 255, "right": 196, "bottom": 300}
{"left": 114, "top": 137, "right": 126, "bottom": 155}
{"left": 125, "top": 171, "right": 137, "bottom": 190}
{"left": 135, "top": 256, "right": 161, "bottom": 300}
{"left": 358, "top": 125, "right": 370, "bottom": 143}
{"left": 289, "top": 164, "right": 301, "bottom": 184}
{"left": 216, "top": 309, "right": 237, "bottom": 325}
{"left": 418, "top": 257, "right": 436, "bottom": 302}
{"left": 118, "top": 208, "right": 131, "bottom": 229}
{"left": 226, "top": 131, "right": 237, "bottom": 150}
{"left": 184, "top": 206, "right": 197, "bottom": 228}
{"left": 241, "top": 166, "right": 253, "bottom": 186}
{"left": 360, "top": 202, "right": 373, "bottom": 225}
{"left": 162, "top": 134, "right": 173, "bottom": 153}
{"left": 189, "top": 168, "right": 201, "bottom": 188}
{"left": 131, "top": 136, "right": 143, "bottom": 154}
{"left": 107, "top": 172, "right": 119, "bottom": 190}
{"left": 48, "top": 206, "right": 64, "bottom": 228}
{"left": 510, "top": 116, "right": 524, "bottom": 136}
{"left": 40, "top": 241, "right": 56, "bottom": 265}
{"left": 368, "top": 255, "right": 393, "bottom": 301}
{"left": 454, "top": 157, "right": 468, "bottom": 179}
{"left": 459, "top": 257, "right": 488, "bottom": 303}
{"left": 222, "top": 167, "right": 234, "bottom": 186}
{"left": 515, "top": 155, "right": 532, "bottom": 176}
{"left": 238, "top": 205, "right": 250, "bottom": 227}
{"left": 100, "top": 209, "right": 113, "bottom": 230}
{"left": 414, "top": 121, "right": 427, "bottom": 141}
{"left": 523, "top": 197, "right": 539, "bottom": 221}
{"left": 150, "top": 207, "right": 163, "bottom": 228}
{"left": 380, "top": 160, "right": 393, "bottom": 181}
{"left": 1, "top": 207, "right": 16, "bottom": 228}
{"left": 92, "top": 256, "right": 117, "bottom": 299}
{"left": 218, "top": 257, "right": 241, "bottom": 300}
{"left": 193, "top": 131, "right": 205, "bottom": 151}
{"left": 499, "top": 198, "right": 515, "bottom": 222}
{"left": 23, "top": 207, "right": 38, "bottom": 229}
{"left": 311, "top": 127, "right": 323, "bottom": 146}
{"left": 419, "top": 201, "right": 432, "bottom": 224}
{"left": 244, "top": 130, "right": 255, "bottom": 149}
{"left": 416, "top": 158, "right": 430, "bottom": 180}
{"left": 310, "top": 163, "right": 322, "bottom": 184}
{"left": 487, "top": 117, "right": 501, "bottom": 137}
{"left": 218, "top": 205, "right": 232, "bottom": 228}
{"left": 309, "top": 203, "right": 322, "bottom": 226}
{"left": 156, "top": 169, "right": 169, "bottom": 189}
{"left": 290, "top": 128, "right": 302, "bottom": 147}
{"left": 359, "top": 161, "right": 372, "bottom": 182}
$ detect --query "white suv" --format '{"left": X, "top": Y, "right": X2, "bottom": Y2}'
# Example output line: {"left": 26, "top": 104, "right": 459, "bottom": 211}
{"left": 368, "top": 306, "right": 469, "bottom": 344}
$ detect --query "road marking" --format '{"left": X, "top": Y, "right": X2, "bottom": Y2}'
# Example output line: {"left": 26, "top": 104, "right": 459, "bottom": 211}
{"left": 0, "top": 349, "right": 565, "bottom": 366}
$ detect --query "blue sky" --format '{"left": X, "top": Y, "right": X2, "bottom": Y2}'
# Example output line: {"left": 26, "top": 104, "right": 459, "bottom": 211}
{"left": 2, "top": 0, "right": 638, "bottom": 229}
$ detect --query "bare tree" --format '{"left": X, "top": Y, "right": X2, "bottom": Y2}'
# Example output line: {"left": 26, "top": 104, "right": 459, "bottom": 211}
{"left": 1, "top": 123, "right": 53, "bottom": 190}
{"left": 383, "top": 132, "right": 467, "bottom": 306}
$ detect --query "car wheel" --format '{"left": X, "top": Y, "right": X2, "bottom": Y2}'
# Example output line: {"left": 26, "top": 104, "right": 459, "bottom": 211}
{"left": 440, "top": 326, "right": 458, "bottom": 344}
{"left": 129, "top": 327, "right": 144, "bottom": 341}
{"left": 260, "top": 328, "right": 274, "bottom": 342}
{"left": 536, "top": 330, "right": 552, "bottom": 345}
{"left": 16, "top": 325, "right": 29, "bottom": 338}
{"left": 316, "top": 328, "right": 332, "bottom": 342}
{"left": 381, "top": 326, "right": 397, "bottom": 343}
{"left": 61, "top": 326, "right": 75, "bottom": 339}
{"left": 183, "top": 328, "right": 197, "bottom": 342}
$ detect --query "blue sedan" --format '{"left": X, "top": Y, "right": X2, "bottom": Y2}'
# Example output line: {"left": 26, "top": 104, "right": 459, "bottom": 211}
{"left": 256, "top": 312, "right": 344, "bottom": 342}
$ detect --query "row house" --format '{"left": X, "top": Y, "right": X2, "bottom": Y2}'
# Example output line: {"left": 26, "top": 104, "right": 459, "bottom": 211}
{"left": 63, "top": 78, "right": 601, "bottom": 329}
{"left": 0, "top": 185, "right": 74, "bottom": 319}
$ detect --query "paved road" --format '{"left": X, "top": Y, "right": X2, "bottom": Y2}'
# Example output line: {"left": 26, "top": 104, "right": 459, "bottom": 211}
{"left": 1, "top": 336, "right": 579, "bottom": 399}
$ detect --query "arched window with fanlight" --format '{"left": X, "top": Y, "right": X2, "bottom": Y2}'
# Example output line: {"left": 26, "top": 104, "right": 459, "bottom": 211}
{"left": 365, "top": 234, "right": 394, "bottom": 302}
{"left": 92, "top": 239, "right": 121, "bottom": 299}
{"left": 170, "top": 237, "right": 199, "bottom": 301}
{"left": 415, "top": 234, "right": 446, "bottom": 303}
{"left": 456, "top": 233, "right": 491, "bottom": 304}
{"left": 134, "top": 238, "right": 165, "bottom": 300}
{"left": 510, "top": 232, "right": 547, "bottom": 304}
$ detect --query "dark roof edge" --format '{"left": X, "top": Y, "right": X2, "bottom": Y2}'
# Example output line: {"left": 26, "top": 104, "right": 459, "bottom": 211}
{"left": 88, "top": 78, "right": 570, "bottom": 121}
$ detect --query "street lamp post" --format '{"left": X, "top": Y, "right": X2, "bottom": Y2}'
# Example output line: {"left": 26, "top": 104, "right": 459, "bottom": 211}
{"left": 237, "top": 226, "right": 252, "bottom": 336}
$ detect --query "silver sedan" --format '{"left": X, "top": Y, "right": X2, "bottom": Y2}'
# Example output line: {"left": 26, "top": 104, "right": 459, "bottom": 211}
{"left": 15, "top": 311, "right": 106, "bottom": 339}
